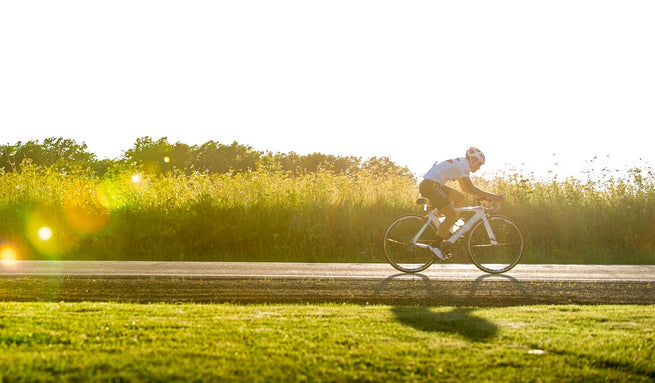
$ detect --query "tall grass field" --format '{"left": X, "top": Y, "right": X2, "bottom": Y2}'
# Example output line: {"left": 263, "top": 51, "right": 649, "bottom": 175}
{"left": 1, "top": 164, "right": 654, "bottom": 264}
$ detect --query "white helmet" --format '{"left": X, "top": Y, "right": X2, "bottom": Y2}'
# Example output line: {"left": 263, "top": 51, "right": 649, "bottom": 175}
{"left": 466, "top": 147, "right": 485, "bottom": 167}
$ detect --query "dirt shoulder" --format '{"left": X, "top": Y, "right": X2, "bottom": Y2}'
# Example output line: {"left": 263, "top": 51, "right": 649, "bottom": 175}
{"left": 1, "top": 275, "right": 653, "bottom": 305}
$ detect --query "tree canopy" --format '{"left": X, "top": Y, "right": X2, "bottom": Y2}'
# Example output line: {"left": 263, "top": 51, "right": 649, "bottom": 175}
{"left": 1, "top": 137, "right": 413, "bottom": 178}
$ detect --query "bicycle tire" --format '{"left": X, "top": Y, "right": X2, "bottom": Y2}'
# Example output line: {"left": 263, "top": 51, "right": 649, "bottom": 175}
{"left": 383, "top": 215, "right": 438, "bottom": 273}
{"left": 467, "top": 215, "right": 523, "bottom": 274}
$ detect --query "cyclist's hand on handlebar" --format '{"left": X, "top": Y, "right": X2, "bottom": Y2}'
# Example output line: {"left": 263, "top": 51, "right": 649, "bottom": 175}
{"left": 480, "top": 194, "right": 503, "bottom": 203}
{"left": 478, "top": 194, "right": 503, "bottom": 208}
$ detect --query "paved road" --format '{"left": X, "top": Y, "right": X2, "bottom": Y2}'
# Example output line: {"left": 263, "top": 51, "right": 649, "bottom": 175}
{"left": 2, "top": 261, "right": 654, "bottom": 305}
{"left": 3, "top": 261, "right": 655, "bottom": 281}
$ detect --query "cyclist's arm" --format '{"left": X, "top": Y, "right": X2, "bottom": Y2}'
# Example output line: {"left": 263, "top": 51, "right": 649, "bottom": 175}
{"left": 457, "top": 177, "right": 503, "bottom": 201}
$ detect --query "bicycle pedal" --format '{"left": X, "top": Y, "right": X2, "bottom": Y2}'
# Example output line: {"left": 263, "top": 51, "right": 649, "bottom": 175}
{"left": 429, "top": 246, "right": 448, "bottom": 261}
{"left": 439, "top": 241, "right": 454, "bottom": 254}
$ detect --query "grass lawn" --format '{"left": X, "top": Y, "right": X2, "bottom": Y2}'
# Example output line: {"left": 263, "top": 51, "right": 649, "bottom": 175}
{"left": 0, "top": 303, "right": 653, "bottom": 382}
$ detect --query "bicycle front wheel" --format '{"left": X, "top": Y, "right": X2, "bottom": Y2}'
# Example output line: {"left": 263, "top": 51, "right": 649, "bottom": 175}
{"left": 383, "top": 215, "right": 438, "bottom": 273}
{"left": 467, "top": 216, "right": 523, "bottom": 274}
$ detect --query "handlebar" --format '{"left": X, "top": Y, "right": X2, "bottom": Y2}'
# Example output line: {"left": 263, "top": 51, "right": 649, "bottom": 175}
{"left": 477, "top": 199, "right": 502, "bottom": 211}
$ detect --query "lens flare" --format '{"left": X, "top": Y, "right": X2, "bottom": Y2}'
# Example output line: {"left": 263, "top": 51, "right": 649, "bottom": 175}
{"left": 38, "top": 226, "right": 53, "bottom": 241}
{"left": 0, "top": 243, "right": 19, "bottom": 267}
{"left": 163, "top": 156, "right": 171, "bottom": 163}
{"left": 132, "top": 174, "right": 141, "bottom": 183}
{"left": 26, "top": 207, "right": 79, "bottom": 257}
{"left": 63, "top": 184, "right": 111, "bottom": 233}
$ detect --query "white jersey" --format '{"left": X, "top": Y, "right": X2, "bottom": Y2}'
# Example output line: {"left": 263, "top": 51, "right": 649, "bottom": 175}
{"left": 423, "top": 157, "right": 471, "bottom": 184}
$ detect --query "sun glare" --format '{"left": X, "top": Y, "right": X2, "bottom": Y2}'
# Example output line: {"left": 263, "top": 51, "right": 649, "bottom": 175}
{"left": 0, "top": 245, "right": 18, "bottom": 264}
{"left": 131, "top": 174, "right": 141, "bottom": 183}
{"left": 38, "top": 226, "right": 53, "bottom": 241}
{"left": 63, "top": 185, "right": 111, "bottom": 233}
{"left": 164, "top": 156, "right": 171, "bottom": 163}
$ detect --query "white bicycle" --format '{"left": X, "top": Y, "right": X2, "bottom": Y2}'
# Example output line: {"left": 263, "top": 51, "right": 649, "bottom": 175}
{"left": 383, "top": 198, "right": 524, "bottom": 274}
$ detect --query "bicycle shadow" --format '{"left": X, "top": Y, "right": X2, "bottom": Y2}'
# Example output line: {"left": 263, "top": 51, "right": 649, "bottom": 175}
{"left": 466, "top": 272, "right": 531, "bottom": 305}
{"left": 380, "top": 273, "right": 499, "bottom": 343}
{"left": 375, "top": 269, "right": 531, "bottom": 305}
{"left": 391, "top": 306, "right": 498, "bottom": 343}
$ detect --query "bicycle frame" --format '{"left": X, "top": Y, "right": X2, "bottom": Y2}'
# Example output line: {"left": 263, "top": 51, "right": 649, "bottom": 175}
{"left": 411, "top": 206, "right": 497, "bottom": 259}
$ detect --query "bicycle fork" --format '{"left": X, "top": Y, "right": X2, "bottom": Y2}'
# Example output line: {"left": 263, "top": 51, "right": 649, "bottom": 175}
{"left": 482, "top": 217, "right": 499, "bottom": 246}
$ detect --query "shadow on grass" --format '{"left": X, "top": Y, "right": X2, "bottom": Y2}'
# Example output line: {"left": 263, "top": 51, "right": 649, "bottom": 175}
{"left": 391, "top": 306, "right": 498, "bottom": 342}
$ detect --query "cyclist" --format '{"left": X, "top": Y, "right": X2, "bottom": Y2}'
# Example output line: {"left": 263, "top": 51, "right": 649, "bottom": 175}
{"left": 419, "top": 147, "right": 504, "bottom": 253}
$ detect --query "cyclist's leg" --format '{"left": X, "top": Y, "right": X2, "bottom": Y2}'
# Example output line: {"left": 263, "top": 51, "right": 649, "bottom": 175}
{"left": 419, "top": 180, "right": 450, "bottom": 211}
{"left": 436, "top": 188, "right": 465, "bottom": 239}
{"left": 420, "top": 180, "right": 460, "bottom": 246}
{"left": 437, "top": 204, "right": 457, "bottom": 239}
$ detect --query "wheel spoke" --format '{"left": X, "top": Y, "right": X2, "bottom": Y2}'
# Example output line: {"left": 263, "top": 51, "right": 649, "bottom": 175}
{"left": 467, "top": 216, "right": 523, "bottom": 274}
{"left": 383, "top": 215, "right": 436, "bottom": 273}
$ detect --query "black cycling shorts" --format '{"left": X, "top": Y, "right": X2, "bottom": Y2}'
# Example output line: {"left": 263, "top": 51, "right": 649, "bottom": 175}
{"left": 419, "top": 179, "right": 452, "bottom": 210}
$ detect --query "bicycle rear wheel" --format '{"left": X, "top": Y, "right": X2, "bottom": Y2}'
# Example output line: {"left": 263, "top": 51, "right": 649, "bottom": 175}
{"left": 467, "top": 216, "right": 523, "bottom": 274}
{"left": 383, "top": 215, "right": 438, "bottom": 273}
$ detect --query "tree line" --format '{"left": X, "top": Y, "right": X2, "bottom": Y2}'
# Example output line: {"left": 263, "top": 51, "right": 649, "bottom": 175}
{"left": 0, "top": 137, "right": 412, "bottom": 177}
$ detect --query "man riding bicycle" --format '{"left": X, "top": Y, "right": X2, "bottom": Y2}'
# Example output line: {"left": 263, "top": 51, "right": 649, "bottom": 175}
{"left": 419, "top": 147, "right": 504, "bottom": 254}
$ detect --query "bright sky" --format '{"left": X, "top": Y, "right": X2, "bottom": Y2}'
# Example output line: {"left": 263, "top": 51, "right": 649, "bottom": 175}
{"left": 1, "top": 1, "right": 654, "bottom": 179}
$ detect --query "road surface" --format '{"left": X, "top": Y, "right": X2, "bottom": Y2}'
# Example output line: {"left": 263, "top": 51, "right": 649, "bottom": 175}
{"left": 2, "top": 261, "right": 654, "bottom": 305}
